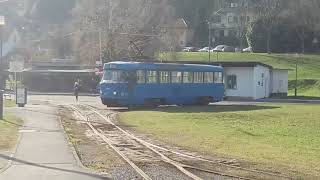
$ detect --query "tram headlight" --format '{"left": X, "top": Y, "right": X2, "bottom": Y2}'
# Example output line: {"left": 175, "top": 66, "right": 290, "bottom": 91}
{"left": 113, "top": 91, "right": 117, "bottom": 95}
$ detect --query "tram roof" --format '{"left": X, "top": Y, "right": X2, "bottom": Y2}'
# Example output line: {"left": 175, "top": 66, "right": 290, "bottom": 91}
{"left": 104, "top": 61, "right": 224, "bottom": 72}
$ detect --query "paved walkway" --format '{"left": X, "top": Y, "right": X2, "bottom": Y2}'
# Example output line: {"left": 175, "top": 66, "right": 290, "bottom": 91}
{"left": 0, "top": 105, "right": 106, "bottom": 180}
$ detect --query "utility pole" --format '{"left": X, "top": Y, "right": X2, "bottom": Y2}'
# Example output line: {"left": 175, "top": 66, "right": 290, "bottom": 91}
{"left": 208, "top": 21, "right": 211, "bottom": 63}
{"left": 295, "top": 54, "right": 299, "bottom": 97}
{"left": 107, "top": 0, "right": 114, "bottom": 61}
{"left": 99, "top": 30, "right": 102, "bottom": 65}
{"left": 0, "top": 15, "right": 5, "bottom": 120}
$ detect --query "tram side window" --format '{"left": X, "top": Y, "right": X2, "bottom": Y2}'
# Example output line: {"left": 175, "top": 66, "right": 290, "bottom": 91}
{"left": 103, "top": 70, "right": 127, "bottom": 83}
{"left": 204, "top": 72, "right": 214, "bottom": 83}
{"left": 214, "top": 72, "right": 223, "bottom": 83}
{"left": 160, "top": 71, "right": 170, "bottom": 83}
{"left": 136, "top": 70, "right": 145, "bottom": 84}
{"left": 194, "top": 72, "right": 204, "bottom": 83}
{"left": 146, "top": 71, "right": 157, "bottom": 83}
{"left": 183, "top": 72, "right": 193, "bottom": 83}
{"left": 171, "top": 71, "right": 182, "bottom": 83}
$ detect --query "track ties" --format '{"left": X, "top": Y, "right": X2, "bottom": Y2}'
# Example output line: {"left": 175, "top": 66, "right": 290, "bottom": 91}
{"left": 69, "top": 105, "right": 152, "bottom": 180}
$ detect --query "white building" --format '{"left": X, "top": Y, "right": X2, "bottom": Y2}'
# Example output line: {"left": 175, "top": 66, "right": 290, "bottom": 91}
{"left": 214, "top": 62, "right": 288, "bottom": 100}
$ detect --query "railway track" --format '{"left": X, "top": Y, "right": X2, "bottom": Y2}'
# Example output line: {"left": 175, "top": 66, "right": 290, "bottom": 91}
{"left": 68, "top": 104, "right": 293, "bottom": 180}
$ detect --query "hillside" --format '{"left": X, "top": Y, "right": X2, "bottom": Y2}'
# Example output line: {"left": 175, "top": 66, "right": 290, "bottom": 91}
{"left": 160, "top": 52, "right": 320, "bottom": 97}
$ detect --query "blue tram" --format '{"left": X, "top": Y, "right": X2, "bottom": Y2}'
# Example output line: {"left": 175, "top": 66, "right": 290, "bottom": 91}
{"left": 100, "top": 61, "right": 224, "bottom": 107}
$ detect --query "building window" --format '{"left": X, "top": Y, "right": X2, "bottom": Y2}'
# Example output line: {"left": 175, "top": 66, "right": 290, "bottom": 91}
{"left": 226, "top": 75, "right": 237, "bottom": 89}
{"left": 194, "top": 72, "right": 204, "bottom": 83}
{"left": 204, "top": 72, "right": 214, "bottom": 83}
{"left": 183, "top": 72, "right": 193, "bottom": 83}
{"left": 160, "top": 71, "right": 170, "bottom": 83}
{"left": 146, "top": 71, "right": 157, "bottom": 84}
{"left": 136, "top": 70, "right": 145, "bottom": 84}
{"left": 172, "top": 71, "right": 182, "bottom": 83}
{"left": 228, "top": 16, "right": 233, "bottom": 23}
{"left": 230, "top": 3, "right": 238, "bottom": 8}
{"left": 214, "top": 72, "right": 223, "bottom": 83}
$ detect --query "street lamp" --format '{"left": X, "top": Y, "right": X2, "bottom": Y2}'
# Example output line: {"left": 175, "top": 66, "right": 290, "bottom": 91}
{"left": 209, "top": 8, "right": 223, "bottom": 63}
{"left": 294, "top": 53, "right": 299, "bottom": 97}
{"left": 207, "top": 21, "right": 211, "bottom": 63}
{"left": 0, "top": 15, "right": 5, "bottom": 120}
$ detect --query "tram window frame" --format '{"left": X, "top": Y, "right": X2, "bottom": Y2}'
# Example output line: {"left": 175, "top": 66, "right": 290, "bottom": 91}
{"left": 183, "top": 72, "right": 193, "bottom": 83}
{"left": 103, "top": 70, "right": 128, "bottom": 83}
{"left": 214, "top": 72, "right": 223, "bottom": 83}
{"left": 146, "top": 70, "right": 158, "bottom": 84}
{"left": 194, "top": 72, "right": 204, "bottom": 83}
{"left": 136, "top": 70, "right": 146, "bottom": 84}
{"left": 171, "top": 71, "right": 183, "bottom": 83}
{"left": 159, "top": 71, "right": 170, "bottom": 84}
{"left": 204, "top": 72, "right": 214, "bottom": 83}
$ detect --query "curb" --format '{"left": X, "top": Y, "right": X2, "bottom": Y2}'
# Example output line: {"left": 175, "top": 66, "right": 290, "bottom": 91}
{"left": 258, "top": 99, "right": 320, "bottom": 104}
{"left": 57, "top": 108, "right": 110, "bottom": 178}
{"left": 58, "top": 115, "right": 86, "bottom": 169}
{"left": 29, "top": 92, "right": 99, "bottom": 97}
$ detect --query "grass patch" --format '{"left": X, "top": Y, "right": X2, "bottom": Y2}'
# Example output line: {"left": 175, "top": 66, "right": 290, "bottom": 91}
{"left": 288, "top": 79, "right": 320, "bottom": 97}
{"left": 0, "top": 115, "right": 22, "bottom": 151}
{"left": 120, "top": 104, "right": 320, "bottom": 177}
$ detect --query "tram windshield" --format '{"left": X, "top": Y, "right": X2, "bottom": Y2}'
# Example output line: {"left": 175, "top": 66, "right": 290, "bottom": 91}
{"left": 102, "top": 70, "right": 128, "bottom": 83}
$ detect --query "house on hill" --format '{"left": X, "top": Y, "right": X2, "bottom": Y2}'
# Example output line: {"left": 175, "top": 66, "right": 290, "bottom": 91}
{"left": 210, "top": 0, "right": 255, "bottom": 46}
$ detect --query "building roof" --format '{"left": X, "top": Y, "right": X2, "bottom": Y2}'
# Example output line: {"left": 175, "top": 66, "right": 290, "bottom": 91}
{"left": 212, "top": 61, "right": 274, "bottom": 69}
{"left": 25, "top": 69, "right": 96, "bottom": 73}
{"left": 111, "top": 58, "right": 289, "bottom": 70}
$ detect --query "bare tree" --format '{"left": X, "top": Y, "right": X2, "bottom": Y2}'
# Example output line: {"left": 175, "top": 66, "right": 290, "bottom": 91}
{"left": 289, "top": 0, "right": 320, "bottom": 53}
{"left": 236, "top": 0, "right": 251, "bottom": 50}
{"left": 253, "top": 0, "right": 283, "bottom": 53}
{"left": 72, "top": 0, "right": 177, "bottom": 64}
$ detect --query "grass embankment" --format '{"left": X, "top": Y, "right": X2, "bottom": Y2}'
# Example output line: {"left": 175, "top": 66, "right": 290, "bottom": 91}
{"left": 161, "top": 52, "right": 320, "bottom": 96}
{"left": 120, "top": 104, "right": 320, "bottom": 177}
{"left": 0, "top": 115, "right": 22, "bottom": 151}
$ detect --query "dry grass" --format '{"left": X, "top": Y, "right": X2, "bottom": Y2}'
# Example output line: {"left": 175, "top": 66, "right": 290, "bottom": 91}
{"left": 0, "top": 115, "right": 22, "bottom": 151}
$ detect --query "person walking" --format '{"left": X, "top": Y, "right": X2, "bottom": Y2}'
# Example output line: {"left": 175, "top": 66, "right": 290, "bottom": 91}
{"left": 74, "top": 81, "right": 80, "bottom": 101}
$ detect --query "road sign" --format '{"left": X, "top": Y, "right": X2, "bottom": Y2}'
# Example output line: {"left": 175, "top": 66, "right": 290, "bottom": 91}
{"left": 9, "top": 61, "right": 24, "bottom": 72}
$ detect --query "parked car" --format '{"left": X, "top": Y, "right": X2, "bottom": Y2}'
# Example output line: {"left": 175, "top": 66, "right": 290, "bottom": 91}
{"left": 243, "top": 47, "right": 253, "bottom": 53}
{"left": 198, "top": 47, "right": 211, "bottom": 52}
{"left": 211, "top": 45, "right": 235, "bottom": 52}
{"left": 211, "top": 45, "right": 224, "bottom": 52}
{"left": 182, "top": 47, "right": 198, "bottom": 52}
